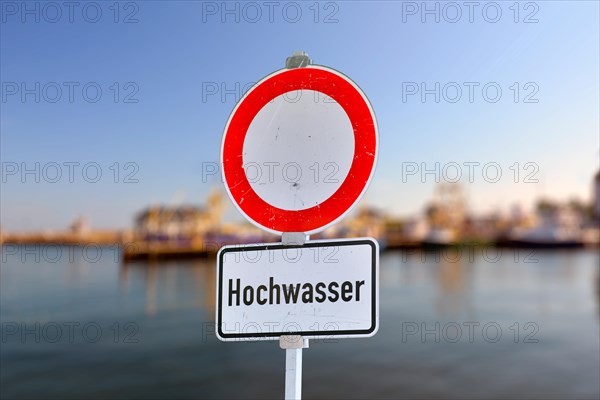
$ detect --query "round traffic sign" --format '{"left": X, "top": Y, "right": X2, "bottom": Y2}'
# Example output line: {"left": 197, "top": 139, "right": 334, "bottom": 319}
{"left": 220, "top": 64, "right": 378, "bottom": 235}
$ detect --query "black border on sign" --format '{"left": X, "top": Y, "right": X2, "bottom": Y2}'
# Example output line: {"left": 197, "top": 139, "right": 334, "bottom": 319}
{"left": 216, "top": 238, "right": 378, "bottom": 339}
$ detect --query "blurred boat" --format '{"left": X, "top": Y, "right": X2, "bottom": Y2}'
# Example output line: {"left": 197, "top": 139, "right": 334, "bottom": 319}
{"left": 498, "top": 228, "right": 583, "bottom": 248}
{"left": 497, "top": 207, "right": 583, "bottom": 248}
{"left": 421, "top": 227, "right": 457, "bottom": 247}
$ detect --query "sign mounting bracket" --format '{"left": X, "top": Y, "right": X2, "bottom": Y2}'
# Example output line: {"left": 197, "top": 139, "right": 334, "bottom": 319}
{"left": 285, "top": 51, "right": 311, "bottom": 69}
{"left": 281, "top": 232, "right": 308, "bottom": 246}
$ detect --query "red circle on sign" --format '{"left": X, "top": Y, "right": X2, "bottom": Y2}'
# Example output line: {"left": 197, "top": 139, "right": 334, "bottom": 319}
{"left": 221, "top": 65, "right": 378, "bottom": 235}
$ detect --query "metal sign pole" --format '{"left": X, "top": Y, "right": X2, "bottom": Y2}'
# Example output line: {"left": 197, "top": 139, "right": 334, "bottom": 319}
{"left": 274, "top": 54, "right": 313, "bottom": 399}
{"left": 278, "top": 56, "right": 310, "bottom": 400}
{"left": 280, "top": 335, "right": 309, "bottom": 399}
{"left": 281, "top": 232, "right": 309, "bottom": 400}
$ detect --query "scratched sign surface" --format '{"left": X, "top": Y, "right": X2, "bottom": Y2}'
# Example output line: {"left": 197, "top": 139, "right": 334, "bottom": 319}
{"left": 220, "top": 65, "right": 378, "bottom": 235}
{"left": 216, "top": 238, "right": 379, "bottom": 341}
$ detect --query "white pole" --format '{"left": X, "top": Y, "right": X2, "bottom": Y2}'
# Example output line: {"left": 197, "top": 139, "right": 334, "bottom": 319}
{"left": 280, "top": 232, "right": 310, "bottom": 399}
{"left": 280, "top": 335, "right": 309, "bottom": 400}
{"left": 285, "top": 347, "right": 302, "bottom": 399}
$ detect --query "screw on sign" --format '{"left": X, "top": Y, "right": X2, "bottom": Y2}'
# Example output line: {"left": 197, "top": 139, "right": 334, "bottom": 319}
{"left": 216, "top": 52, "right": 379, "bottom": 400}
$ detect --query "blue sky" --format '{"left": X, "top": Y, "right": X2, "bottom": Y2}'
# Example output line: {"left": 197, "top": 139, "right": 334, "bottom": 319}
{"left": 1, "top": 1, "right": 599, "bottom": 230}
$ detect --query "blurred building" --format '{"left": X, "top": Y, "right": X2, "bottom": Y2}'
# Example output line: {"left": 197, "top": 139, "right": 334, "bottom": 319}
{"left": 594, "top": 169, "right": 600, "bottom": 218}
{"left": 135, "top": 190, "right": 224, "bottom": 241}
{"left": 348, "top": 206, "right": 387, "bottom": 238}
{"left": 423, "top": 183, "right": 467, "bottom": 244}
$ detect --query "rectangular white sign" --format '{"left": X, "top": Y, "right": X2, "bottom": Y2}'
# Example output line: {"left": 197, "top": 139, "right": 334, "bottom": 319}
{"left": 215, "top": 238, "right": 379, "bottom": 341}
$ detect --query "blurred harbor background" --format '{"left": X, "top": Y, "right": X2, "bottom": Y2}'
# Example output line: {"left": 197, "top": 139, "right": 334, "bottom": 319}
{"left": 2, "top": 172, "right": 599, "bottom": 258}
{"left": 2, "top": 1, "right": 599, "bottom": 398}
{"left": 1, "top": 173, "right": 599, "bottom": 398}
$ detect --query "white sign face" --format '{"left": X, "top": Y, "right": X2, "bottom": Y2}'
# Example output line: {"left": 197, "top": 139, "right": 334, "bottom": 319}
{"left": 243, "top": 89, "right": 355, "bottom": 211}
{"left": 215, "top": 238, "right": 379, "bottom": 341}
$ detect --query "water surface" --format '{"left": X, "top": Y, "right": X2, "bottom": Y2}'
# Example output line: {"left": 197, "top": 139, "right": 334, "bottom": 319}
{"left": 1, "top": 246, "right": 598, "bottom": 399}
